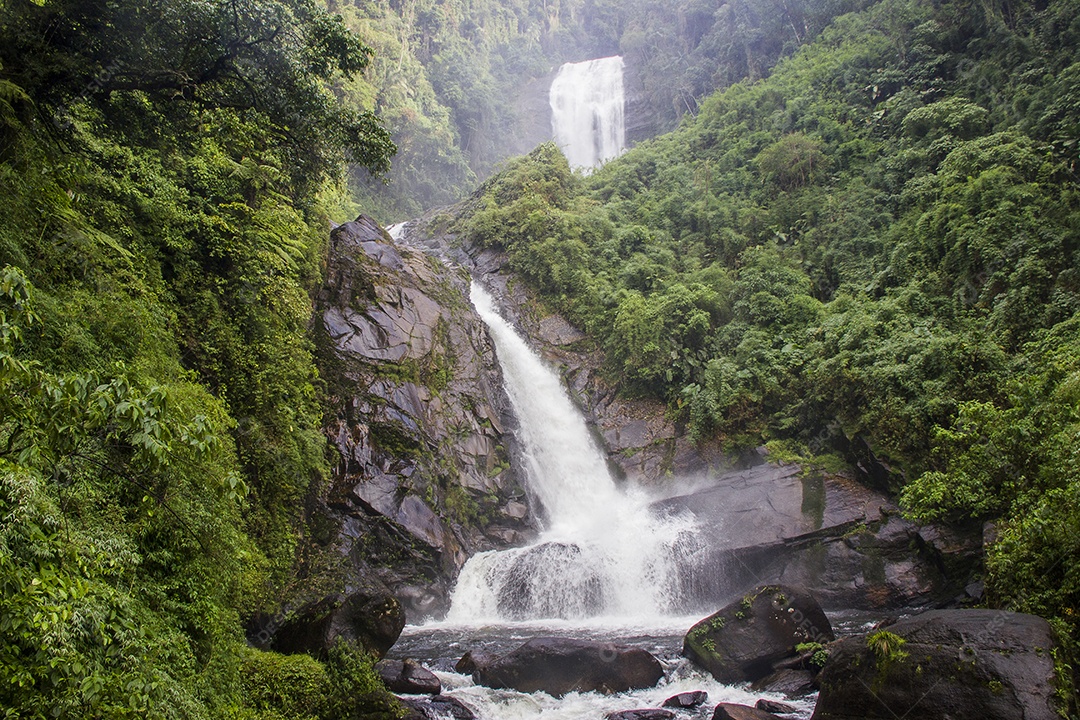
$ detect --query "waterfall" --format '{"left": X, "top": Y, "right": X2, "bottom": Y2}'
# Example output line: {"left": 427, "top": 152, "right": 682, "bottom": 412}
{"left": 549, "top": 56, "right": 626, "bottom": 171}
{"left": 446, "top": 284, "right": 702, "bottom": 623}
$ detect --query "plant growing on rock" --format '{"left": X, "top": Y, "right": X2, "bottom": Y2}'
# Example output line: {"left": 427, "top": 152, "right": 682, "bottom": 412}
{"left": 796, "top": 642, "right": 830, "bottom": 671}
{"left": 866, "top": 630, "right": 909, "bottom": 690}
{"left": 867, "top": 631, "right": 908, "bottom": 664}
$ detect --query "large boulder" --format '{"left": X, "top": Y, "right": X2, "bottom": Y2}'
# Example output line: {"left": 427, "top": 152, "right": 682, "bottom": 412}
{"left": 262, "top": 584, "right": 405, "bottom": 659}
{"left": 376, "top": 658, "right": 441, "bottom": 695}
{"left": 684, "top": 585, "right": 833, "bottom": 684}
{"left": 473, "top": 637, "right": 664, "bottom": 696}
{"left": 812, "top": 609, "right": 1060, "bottom": 720}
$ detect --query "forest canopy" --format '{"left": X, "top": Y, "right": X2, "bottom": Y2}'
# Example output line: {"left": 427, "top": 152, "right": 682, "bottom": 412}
{"left": 2, "top": 0, "right": 1079, "bottom": 714}
{"left": 453, "top": 0, "right": 1080, "bottom": 684}
{"left": 1, "top": 0, "right": 398, "bottom": 716}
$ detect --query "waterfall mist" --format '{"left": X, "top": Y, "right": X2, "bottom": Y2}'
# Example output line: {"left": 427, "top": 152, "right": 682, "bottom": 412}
{"left": 549, "top": 56, "right": 627, "bottom": 171}
{"left": 446, "top": 284, "right": 703, "bottom": 623}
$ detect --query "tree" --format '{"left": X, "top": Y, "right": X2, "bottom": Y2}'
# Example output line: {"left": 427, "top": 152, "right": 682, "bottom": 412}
{"left": 0, "top": 0, "right": 395, "bottom": 183}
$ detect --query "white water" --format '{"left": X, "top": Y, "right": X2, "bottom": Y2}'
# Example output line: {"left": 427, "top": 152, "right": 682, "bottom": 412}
{"left": 391, "top": 620, "right": 817, "bottom": 720}
{"left": 447, "top": 284, "right": 702, "bottom": 623}
{"left": 549, "top": 56, "right": 626, "bottom": 171}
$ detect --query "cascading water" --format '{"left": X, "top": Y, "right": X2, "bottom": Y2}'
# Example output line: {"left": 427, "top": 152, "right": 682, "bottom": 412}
{"left": 390, "top": 279, "right": 816, "bottom": 720}
{"left": 549, "top": 56, "right": 626, "bottom": 171}
{"left": 446, "top": 284, "right": 703, "bottom": 623}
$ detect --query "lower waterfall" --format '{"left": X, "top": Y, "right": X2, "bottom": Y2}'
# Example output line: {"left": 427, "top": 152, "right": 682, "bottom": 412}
{"left": 445, "top": 284, "right": 703, "bottom": 623}
{"left": 549, "top": 56, "right": 626, "bottom": 171}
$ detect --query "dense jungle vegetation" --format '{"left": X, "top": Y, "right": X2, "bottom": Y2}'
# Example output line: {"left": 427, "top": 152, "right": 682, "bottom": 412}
{"left": 3, "top": 0, "right": 1079, "bottom": 715}
{"left": 0, "top": 0, "right": 405, "bottom": 716}
{"left": 455, "top": 0, "right": 1080, "bottom": 692}
{"left": 1, "top": 0, "right": 868, "bottom": 715}
{"left": 338, "top": 0, "right": 870, "bottom": 220}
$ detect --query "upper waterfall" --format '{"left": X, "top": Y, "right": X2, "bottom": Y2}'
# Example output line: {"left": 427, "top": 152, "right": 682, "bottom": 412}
{"left": 446, "top": 284, "right": 701, "bottom": 623}
{"left": 549, "top": 56, "right": 627, "bottom": 171}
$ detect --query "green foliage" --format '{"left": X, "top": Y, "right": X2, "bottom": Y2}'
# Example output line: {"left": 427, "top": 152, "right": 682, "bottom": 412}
{"left": 455, "top": 0, "right": 1080, "bottom": 679}
{"left": 796, "top": 641, "right": 830, "bottom": 670}
{"left": 866, "top": 630, "right": 909, "bottom": 664}
{"left": 0, "top": 0, "right": 398, "bottom": 714}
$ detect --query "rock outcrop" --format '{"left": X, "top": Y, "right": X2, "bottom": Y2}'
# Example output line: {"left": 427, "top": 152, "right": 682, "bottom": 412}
{"left": 684, "top": 585, "right": 833, "bottom": 685}
{"left": 376, "top": 658, "right": 442, "bottom": 695}
{"left": 812, "top": 609, "right": 1061, "bottom": 720}
{"left": 300, "top": 215, "right": 535, "bottom": 624}
{"left": 261, "top": 582, "right": 405, "bottom": 659}
{"left": 472, "top": 637, "right": 665, "bottom": 696}
{"left": 654, "top": 463, "right": 983, "bottom": 611}
{"left": 402, "top": 215, "right": 983, "bottom": 615}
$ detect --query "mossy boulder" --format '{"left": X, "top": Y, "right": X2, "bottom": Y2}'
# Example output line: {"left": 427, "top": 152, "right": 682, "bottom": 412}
{"left": 811, "top": 609, "right": 1059, "bottom": 720}
{"left": 683, "top": 585, "right": 834, "bottom": 684}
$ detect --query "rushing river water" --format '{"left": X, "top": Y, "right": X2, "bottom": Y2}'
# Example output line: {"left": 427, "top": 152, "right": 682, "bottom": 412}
{"left": 389, "top": 619, "right": 817, "bottom": 720}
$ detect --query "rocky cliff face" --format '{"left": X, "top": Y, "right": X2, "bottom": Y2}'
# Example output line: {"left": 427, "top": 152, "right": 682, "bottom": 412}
{"left": 304, "top": 216, "right": 533, "bottom": 623}
{"left": 277, "top": 214, "right": 983, "bottom": 645}
{"left": 401, "top": 215, "right": 984, "bottom": 614}
{"left": 431, "top": 239, "right": 739, "bottom": 487}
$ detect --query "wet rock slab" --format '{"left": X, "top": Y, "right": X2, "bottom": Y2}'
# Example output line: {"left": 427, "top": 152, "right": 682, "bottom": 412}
{"left": 662, "top": 691, "right": 709, "bottom": 708}
{"left": 472, "top": 637, "right": 664, "bottom": 696}
{"left": 606, "top": 710, "right": 675, "bottom": 720}
{"left": 400, "top": 695, "right": 476, "bottom": 720}
{"left": 812, "top": 609, "right": 1059, "bottom": 720}
{"left": 376, "top": 658, "right": 441, "bottom": 695}
{"left": 713, "top": 703, "right": 783, "bottom": 720}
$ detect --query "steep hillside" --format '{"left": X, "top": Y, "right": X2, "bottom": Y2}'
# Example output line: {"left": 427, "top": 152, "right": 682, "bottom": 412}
{"left": 450, "top": 0, "right": 1080, "bottom": 688}
{"left": 332, "top": 0, "right": 868, "bottom": 220}
{"left": 0, "top": 0, "right": 402, "bottom": 716}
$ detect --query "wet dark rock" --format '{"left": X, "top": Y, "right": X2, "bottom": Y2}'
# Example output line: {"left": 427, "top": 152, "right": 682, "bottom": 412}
{"left": 376, "top": 658, "right": 441, "bottom": 695}
{"left": 606, "top": 710, "right": 676, "bottom": 720}
{"left": 400, "top": 695, "right": 476, "bottom": 720}
{"left": 266, "top": 584, "right": 405, "bottom": 659}
{"left": 474, "top": 637, "right": 664, "bottom": 696}
{"left": 662, "top": 691, "right": 709, "bottom": 709}
{"left": 307, "top": 214, "right": 534, "bottom": 622}
{"left": 684, "top": 585, "right": 833, "bottom": 684}
{"left": 812, "top": 609, "right": 1059, "bottom": 720}
{"left": 712, "top": 703, "right": 782, "bottom": 720}
{"left": 455, "top": 650, "right": 495, "bottom": 675}
{"left": 652, "top": 465, "right": 982, "bottom": 611}
{"left": 755, "top": 699, "right": 797, "bottom": 714}
{"left": 750, "top": 669, "right": 817, "bottom": 698}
